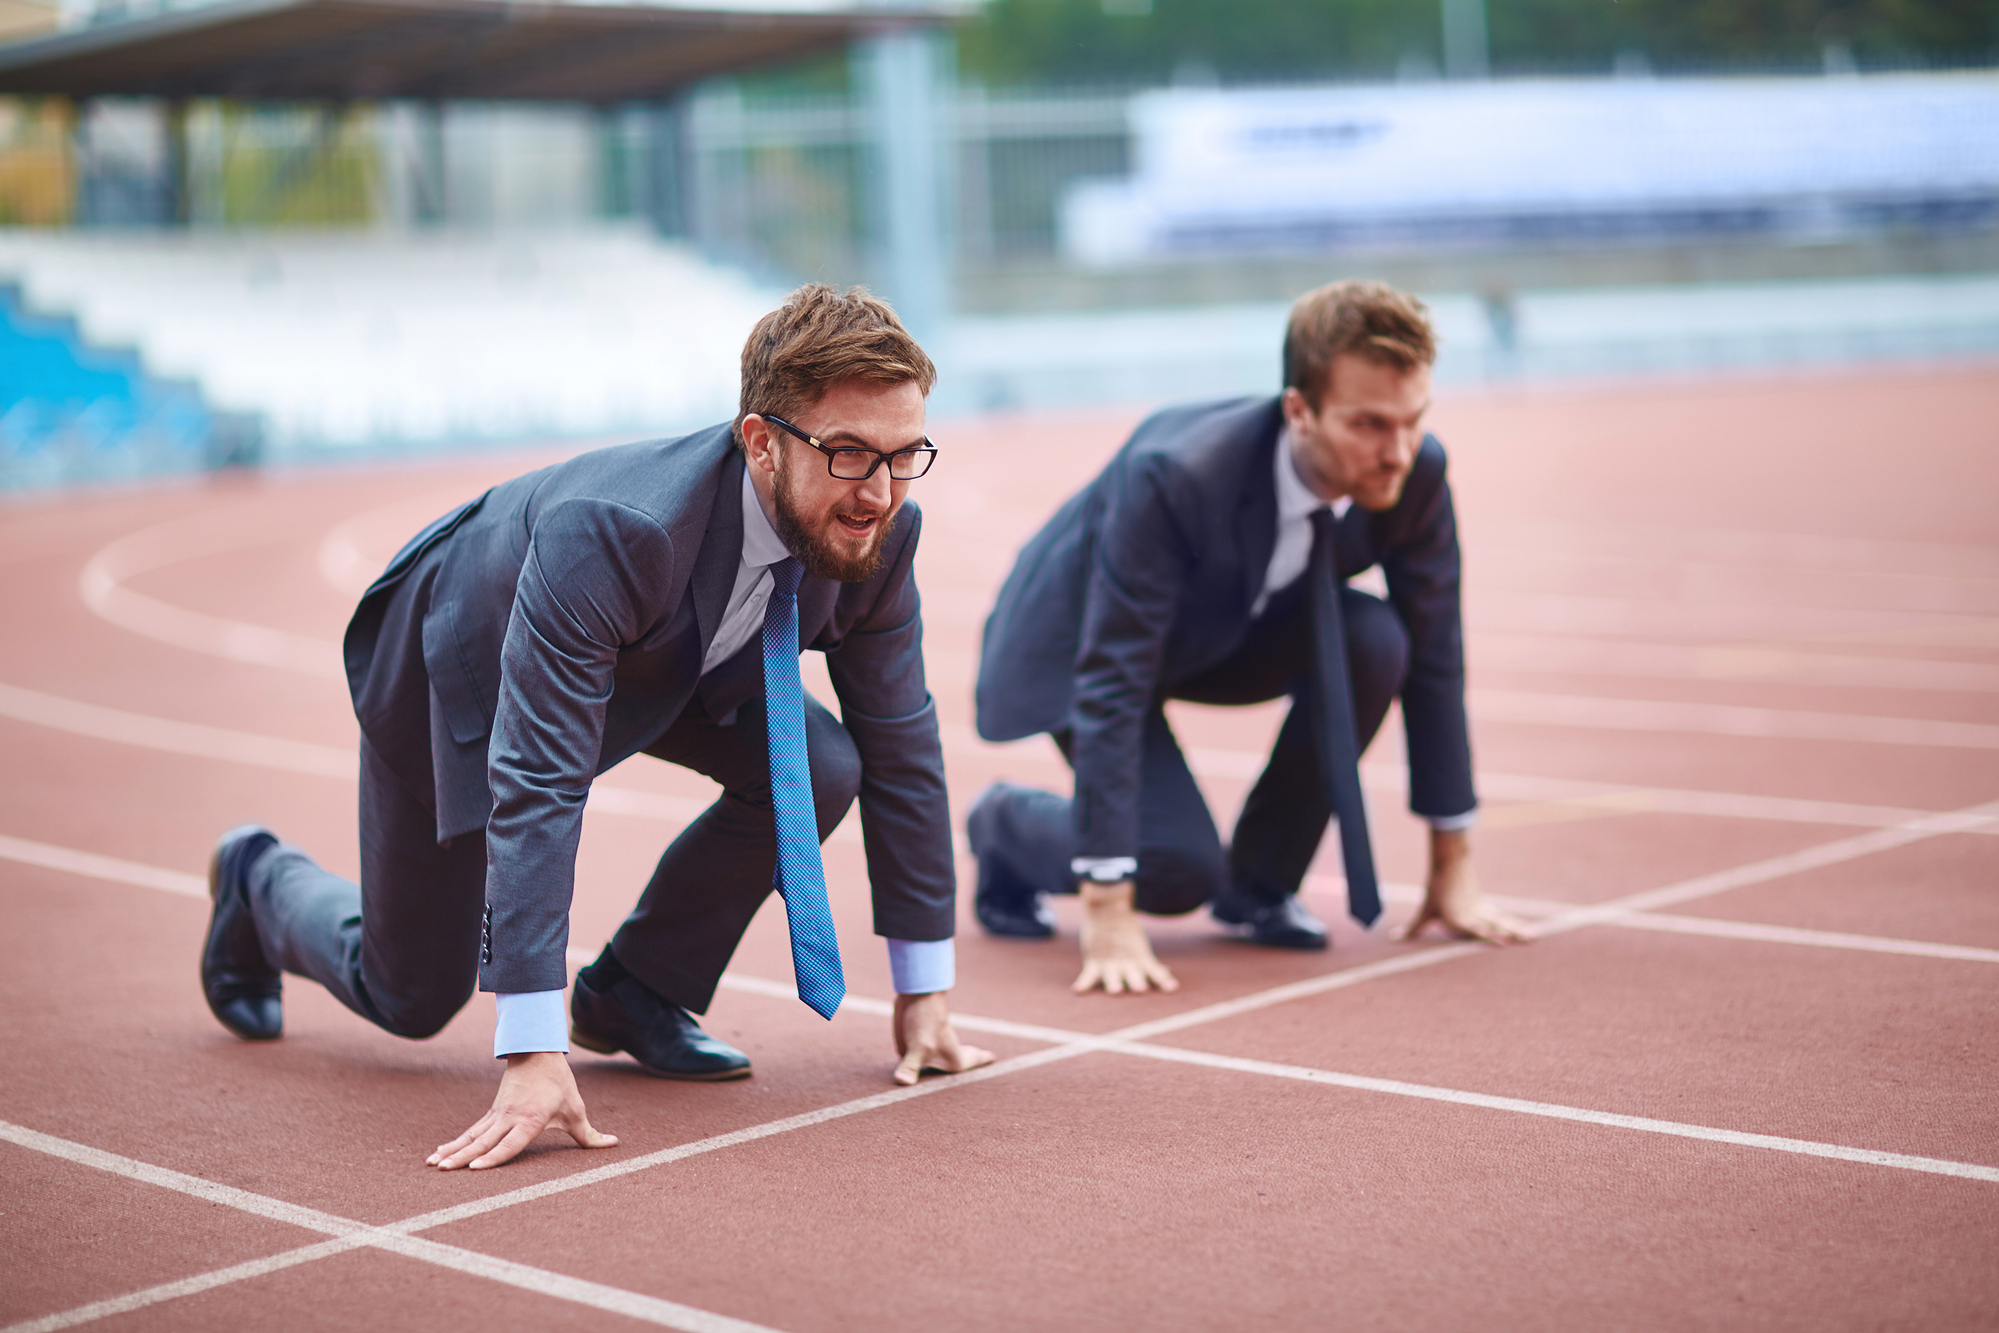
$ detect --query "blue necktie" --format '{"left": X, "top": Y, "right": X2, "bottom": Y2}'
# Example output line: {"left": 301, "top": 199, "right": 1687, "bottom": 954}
{"left": 762, "top": 558, "right": 845, "bottom": 1019}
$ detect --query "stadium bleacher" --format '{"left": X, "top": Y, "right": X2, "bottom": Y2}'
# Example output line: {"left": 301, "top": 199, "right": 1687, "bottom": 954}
{"left": 0, "top": 279, "right": 211, "bottom": 489}
{"left": 0, "top": 225, "right": 782, "bottom": 481}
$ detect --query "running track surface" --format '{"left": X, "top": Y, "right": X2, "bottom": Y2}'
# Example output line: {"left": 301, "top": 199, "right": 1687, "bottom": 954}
{"left": 2, "top": 365, "right": 1996, "bottom": 1331}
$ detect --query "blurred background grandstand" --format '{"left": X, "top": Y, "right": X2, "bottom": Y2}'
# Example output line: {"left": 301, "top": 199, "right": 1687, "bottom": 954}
{"left": 0, "top": 0, "right": 1995, "bottom": 487}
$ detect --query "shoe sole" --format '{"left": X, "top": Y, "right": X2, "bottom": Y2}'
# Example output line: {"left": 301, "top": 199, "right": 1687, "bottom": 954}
{"left": 204, "top": 827, "right": 283, "bottom": 1041}
{"left": 568, "top": 1025, "right": 753, "bottom": 1081}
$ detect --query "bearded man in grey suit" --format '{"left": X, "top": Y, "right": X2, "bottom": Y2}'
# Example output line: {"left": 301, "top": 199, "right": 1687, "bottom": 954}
{"left": 199, "top": 285, "right": 992, "bottom": 1169}
{"left": 972, "top": 280, "right": 1526, "bottom": 994}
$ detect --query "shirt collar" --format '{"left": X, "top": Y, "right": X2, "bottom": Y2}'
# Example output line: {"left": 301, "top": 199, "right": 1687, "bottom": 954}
{"left": 1276, "top": 426, "right": 1353, "bottom": 521}
{"left": 740, "top": 466, "right": 792, "bottom": 568}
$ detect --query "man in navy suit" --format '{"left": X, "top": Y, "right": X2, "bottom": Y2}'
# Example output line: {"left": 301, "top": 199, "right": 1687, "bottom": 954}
{"left": 972, "top": 280, "right": 1525, "bottom": 993}
{"left": 200, "top": 285, "right": 993, "bottom": 1168}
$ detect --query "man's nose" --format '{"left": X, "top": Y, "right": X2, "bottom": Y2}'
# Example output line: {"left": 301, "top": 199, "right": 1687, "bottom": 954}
{"left": 1389, "top": 428, "right": 1419, "bottom": 468}
{"left": 852, "top": 464, "right": 893, "bottom": 510}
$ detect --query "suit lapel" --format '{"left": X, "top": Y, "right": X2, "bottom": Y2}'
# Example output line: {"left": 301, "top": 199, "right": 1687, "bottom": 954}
{"left": 797, "top": 574, "right": 840, "bottom": 649}
{"left": 691, "top": 450, "right": 746, "bottom": 659}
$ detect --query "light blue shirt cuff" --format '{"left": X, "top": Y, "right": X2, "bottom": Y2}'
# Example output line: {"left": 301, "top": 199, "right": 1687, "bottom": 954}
{"left": 494, "top": 989, "right": 570, "bottom": 1057}
{"left": 886, "top": 938, "right": 955, "bottom": 995}
{"left": 1426, "top": 808, "right": 1479, "bottom": 833}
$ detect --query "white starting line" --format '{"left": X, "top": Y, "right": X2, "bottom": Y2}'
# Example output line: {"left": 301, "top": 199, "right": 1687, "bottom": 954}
{"left": 3, "top": 797, "right": 1997, "bottom": 1332}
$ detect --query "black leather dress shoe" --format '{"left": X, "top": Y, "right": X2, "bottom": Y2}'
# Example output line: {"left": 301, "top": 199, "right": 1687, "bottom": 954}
{"left": 967, "top": 783, "right": 1055, "bottom": 940}
{"left": 202, "top": 825, "right": 283, "bottom": 1040}
{"left": 570, "top": 970, "right": 751, "bottom": 1081}
{"left": 1210, "top": 885, "right": 1330, "bottom": 951}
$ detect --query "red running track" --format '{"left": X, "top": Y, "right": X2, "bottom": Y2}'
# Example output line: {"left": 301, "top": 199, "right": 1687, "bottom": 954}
{"left": 2, "top": 364, "right": 1997, "bottom": 1331}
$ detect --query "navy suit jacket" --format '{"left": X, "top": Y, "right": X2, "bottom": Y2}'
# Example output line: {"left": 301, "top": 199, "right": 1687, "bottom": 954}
{"left": 975, "top": 395, "right": 1474, "bottom": 859}
{"left": 342, "top": 424, "right": 955, "bottom": 994}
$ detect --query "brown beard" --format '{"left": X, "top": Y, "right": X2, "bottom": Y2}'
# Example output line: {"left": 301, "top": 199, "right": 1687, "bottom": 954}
{"left": 772, "top": 464, "right": 892, "bottom": 583}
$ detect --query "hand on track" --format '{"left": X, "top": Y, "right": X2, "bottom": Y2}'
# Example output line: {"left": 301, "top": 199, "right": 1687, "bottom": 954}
{"left": 892, "top": 991, "right": 996, "bottom": 1085}
{"left": 428, "top": 1050, "right": 618, "bottom": 1170}
{"left": 1397, "top": 829, "right": 1531, "bottom": 945}
{"left": 1073, "top": 880, "right": 1179, "bottom": 995}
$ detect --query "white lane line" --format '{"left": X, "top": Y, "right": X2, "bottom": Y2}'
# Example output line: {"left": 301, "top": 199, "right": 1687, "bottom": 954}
{"left": 385, "top": 1043, "right": 1091, "bottom": 1237}
{"left": 1367, "top": 879, "right": 1999, "bottom": 966}
{"left": 2, "top": 675, "right": 1990, "bottom": 846}
{"left": 368, "top": 1233, "right": 786, "bottom": 1333}
{"left": 1089, "top": 1042, "right": 1999, "bottom": 1184}
{"left": 965, "top": 725, "right": 1999, "bottom": 836}
{"left": 1470, "top": 687, "right": 1999, "bottom": 750}
{"left": 0, "top": 1119, "right": 788, "bottom": 1333}
{"left": 1537, "top": 805, "right": 1999, "bottom": 933}
{"left": 1118, "top": 799, "right": 1999, "bottom": 1043}
{"left": 0, "top": 680, "right": 357, "bottom": 778}
{"left": 0, "top": 682, "right": 845, "bottom": 840}
{"left": 0, "top": 1120, "right": 370, "bottom": 1236}
{"left": 11, "top": 799, "right": 1999, "bottom": 1329}
{"left": 0, "top": 834, "right": 207, "bottom": 898}
{"left": 1600, "top": 912, "right": 1999, "bottom": 964}
{"left": 1468, "top": 632, "right": 1999, "bottom": 694}
{"left": 0, "top": 1239, "right": 365, "bottom": 1333}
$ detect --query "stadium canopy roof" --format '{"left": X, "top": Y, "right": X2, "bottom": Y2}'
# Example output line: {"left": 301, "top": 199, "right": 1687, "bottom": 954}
{"left": 0, "top": 0, "right": 952, "bottom": 101}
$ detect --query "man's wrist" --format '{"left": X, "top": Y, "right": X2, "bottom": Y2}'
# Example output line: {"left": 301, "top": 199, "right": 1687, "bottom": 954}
{"left": 1080, "top": 880, "right": 1135, "bottom": 909}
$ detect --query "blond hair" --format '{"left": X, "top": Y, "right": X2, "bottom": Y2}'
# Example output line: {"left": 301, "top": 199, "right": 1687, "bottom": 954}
{"left": 1282, "top": 279, "right": 1437, "bottom": 407}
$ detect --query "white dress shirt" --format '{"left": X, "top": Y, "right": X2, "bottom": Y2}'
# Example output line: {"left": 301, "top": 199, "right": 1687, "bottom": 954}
{"left": 1069, "top": 429, "right": 1472, "bottom": 884}
{"left": 495, "top": 469, "right": 954, "bottom": 1056}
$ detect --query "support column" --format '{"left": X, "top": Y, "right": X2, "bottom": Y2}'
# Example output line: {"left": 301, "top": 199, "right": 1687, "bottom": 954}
{"left": 413, "top": 99, "right": 446, "bottom": 226}
{"left": 595, "top": 103, "right": 634, "bottom": 218}
{"left": 163, "top": 98, "right": 189, "bottom": 226}
{"left": 644, "top": 94, "right": 690, "bottom": 238}
{"left": 1442, "top": 0, "right": 1488, "bottom": 80}
{"left": 853, "top": 24, "right": 951, "bottom": 344}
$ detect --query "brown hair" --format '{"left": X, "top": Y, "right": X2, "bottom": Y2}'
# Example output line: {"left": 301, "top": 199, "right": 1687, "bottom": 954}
{"left": 1282, "top": 279, "right": 1437, "bottom": 408}
{"left": 735, "top": 284, "right": 936, "bottom": 446}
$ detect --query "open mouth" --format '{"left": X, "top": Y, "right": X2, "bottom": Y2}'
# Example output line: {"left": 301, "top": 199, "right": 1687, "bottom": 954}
{"left": 834, "top": 513, "right": 879, "bottom": 538}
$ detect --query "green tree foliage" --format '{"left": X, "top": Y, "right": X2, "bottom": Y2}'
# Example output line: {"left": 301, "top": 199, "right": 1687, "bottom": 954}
{"left": 957, "top": 0, "right": 1999, "bottom": 85}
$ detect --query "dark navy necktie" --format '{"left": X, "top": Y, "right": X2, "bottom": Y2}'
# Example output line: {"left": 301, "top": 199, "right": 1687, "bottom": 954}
{"left": 1307, "top": 508, "right": 1382, "bottom": 926}
{"left": 762, "top": 558, "right": 845, "bottom": 1019}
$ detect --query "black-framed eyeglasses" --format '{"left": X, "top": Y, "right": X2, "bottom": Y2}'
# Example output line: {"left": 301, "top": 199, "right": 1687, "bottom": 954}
{"left": 761, "top": 414, "right": 938, "bottom": 481}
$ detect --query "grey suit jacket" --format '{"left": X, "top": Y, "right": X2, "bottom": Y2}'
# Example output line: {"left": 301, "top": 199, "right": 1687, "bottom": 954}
{"left": 975, "top": 395, "right": 1474, "bottom": 859}
{"left": 342, "top": 424, "right": 955, "bottom": 994}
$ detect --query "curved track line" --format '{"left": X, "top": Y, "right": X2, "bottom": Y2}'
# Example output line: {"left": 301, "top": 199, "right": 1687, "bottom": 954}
{"left": 318, "top": 489, "right": 476, "bottom": 599}
{"left": 79, "top": 510, "right": 346, "bottom": 680}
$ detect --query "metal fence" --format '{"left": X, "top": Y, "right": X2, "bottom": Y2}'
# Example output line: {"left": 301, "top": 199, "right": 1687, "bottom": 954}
{"left": 681, "top": 80, "right": 1130, "bottom": 284}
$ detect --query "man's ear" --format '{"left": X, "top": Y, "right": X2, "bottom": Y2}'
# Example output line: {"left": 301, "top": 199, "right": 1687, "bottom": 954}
{"left": 1279, "top": 386, "right": 1313, "bottom": 432}
{"left": 739, "top": 415, "right": 778, "bottom": 475}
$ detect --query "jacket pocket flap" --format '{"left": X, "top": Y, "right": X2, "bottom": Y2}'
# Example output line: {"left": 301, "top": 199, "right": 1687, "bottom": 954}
{"left": 422, "top": 600, "right": 492, "bottom": 745}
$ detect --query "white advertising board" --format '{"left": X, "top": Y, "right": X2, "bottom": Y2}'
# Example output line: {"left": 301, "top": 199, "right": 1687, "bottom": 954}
{"left": 1062, "top": 73, "right": 1999, "bottom": 265}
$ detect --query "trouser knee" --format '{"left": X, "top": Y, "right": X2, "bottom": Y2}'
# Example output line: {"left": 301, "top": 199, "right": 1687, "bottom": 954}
{"left": 1343, "top": 589, "right": 1410, "bottom": 745}
{"left": 808, "top": 719, "right": 862, "bottom": 839}
{"left": 1135, "top": 848, "right": 1224, "bottom": 916}
{"left": 371, "top": 992, "right": 468, "bottom": 1041}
